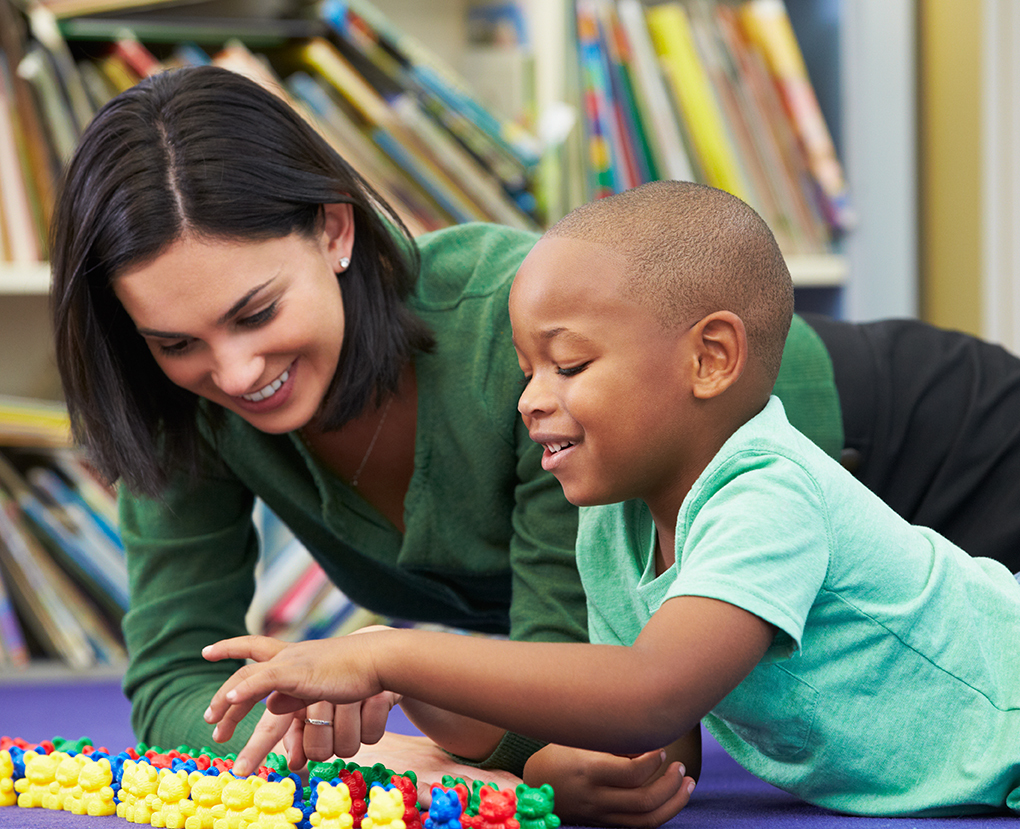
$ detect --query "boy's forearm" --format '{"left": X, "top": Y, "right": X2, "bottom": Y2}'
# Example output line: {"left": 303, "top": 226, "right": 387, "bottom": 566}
{"left": 372, "top": 630, "right": 695, "bottom": 755}
{"left": 396, "top": 697, "right": 506, "bottom": 760}
{"left": 371, "top": 597, "right": 773, "bottom": 756}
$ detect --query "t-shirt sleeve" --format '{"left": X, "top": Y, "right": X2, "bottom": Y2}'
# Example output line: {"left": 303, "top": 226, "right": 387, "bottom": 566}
{"left": 667, "top": 451, "right": 832, "bottom": 656}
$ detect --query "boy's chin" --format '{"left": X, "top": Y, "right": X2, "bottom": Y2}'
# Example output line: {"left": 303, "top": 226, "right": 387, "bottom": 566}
{"left": 560, "top": 484, "right": 616, "bottom": 508}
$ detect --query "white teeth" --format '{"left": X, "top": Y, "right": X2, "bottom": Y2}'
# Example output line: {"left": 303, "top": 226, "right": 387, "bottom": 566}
{"left": 242, "top": 368, "right": 289, "bottom": 402}
{"left": 546, "top": 441, "right": 574, "bottom": 454}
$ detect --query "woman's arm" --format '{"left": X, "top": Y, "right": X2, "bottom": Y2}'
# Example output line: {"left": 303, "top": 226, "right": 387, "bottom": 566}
{"left": 120, "top": 467, "right": 262, "bottom": 753}
{"left": 205, "top": 595, "right": 774, "bottom": 766}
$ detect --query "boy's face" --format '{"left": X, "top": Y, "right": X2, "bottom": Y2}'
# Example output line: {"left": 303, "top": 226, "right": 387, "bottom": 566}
{"left": 510, "top": 236, "right": 698, "bottom": 509}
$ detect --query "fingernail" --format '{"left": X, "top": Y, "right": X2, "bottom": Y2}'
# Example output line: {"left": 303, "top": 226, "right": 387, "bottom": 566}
{"left": 678, "top": 764, "right": 686, "bottom": 778}
{"left": 203, "top": 707, "right": 213, "bottom": 723}
{"left": 687, "top": 780, "right": 696, "bottom": 795}
{"left": 659, "top": 750, "right": 667, "bottom": 762}
{"left": 226, "top": 690, "right": 236, "bottom": 702}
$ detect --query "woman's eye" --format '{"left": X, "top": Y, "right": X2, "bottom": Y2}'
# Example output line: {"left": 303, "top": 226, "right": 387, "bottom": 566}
{"left": 239, "top": 302, "right": 278, "bottom": 328}
{"left": 157, "top": 340, "right": 193, "bottom": 357}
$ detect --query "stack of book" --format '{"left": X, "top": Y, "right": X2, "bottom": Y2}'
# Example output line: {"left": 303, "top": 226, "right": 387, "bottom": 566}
{"left": 567, "top": 0, "right": 852, "bottom": 254}
{"left": 0, "top": 397, "right": 128, "bottom": 670}
{"left": 0, "top": 0, "right": 543, "bottom": 265}
{"left": 0, "top": 0, "right": 850, "bottom": 264}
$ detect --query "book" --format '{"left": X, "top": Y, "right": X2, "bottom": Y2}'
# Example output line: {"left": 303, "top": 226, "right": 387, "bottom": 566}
{"left": 341, "top": 0, "right": 541, "bottom": 173}
{"left": 0, "top": 558, "right": 29, "bottom": 667}
{"left": 0, "top": 395, "right": 72, "bottom": 448}
{"left": 615, "top": 0, "right": 696, "bottom": 182}
{"left": 25, "top": 3, "right": 95, "bottom": 137}
{"left": 595, "top": 0, "right": 656, "bottom": 186}
{"left": 646, "top": 1, "right": 751, "bottom": 201}
{"left": 16, "top": 43, "right": 79, "bottom": 164}
{"left": 575, "top": 0, "right": 623, "bottom": 199}
{"left": 0, "top": 0, "right": 58, "bottom": 255}
{"left": 714, "top": 2, "right": 829, "bottom": 252}
{"left": 738, "top": 0, "right": 854, "bottom": 233}
{"left": 284, "top": 71, "right": 449, "bottom": 236}
{"left": 320, "top": 9, "right": 539, "bottom": 227}
{"left": 0, "top": 488, "right": 104, "bottom": 668}
{"left": 0, "top": 53, "right": 43, "bottom": 264}
{"left": 0, "top": 451, "right": 128, "bottom": 619}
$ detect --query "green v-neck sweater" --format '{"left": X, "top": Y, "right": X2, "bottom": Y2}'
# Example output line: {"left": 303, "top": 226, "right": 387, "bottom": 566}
{"left": 119, "top": 222, "right": 841, "bottom": 765}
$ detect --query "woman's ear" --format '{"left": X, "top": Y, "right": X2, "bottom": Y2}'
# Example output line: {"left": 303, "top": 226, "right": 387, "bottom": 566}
{"left": 320, "top": 202, "right": 355, "bottom": 272}
{"left": 689, "top": 311, "right": 747, "bottom": 400}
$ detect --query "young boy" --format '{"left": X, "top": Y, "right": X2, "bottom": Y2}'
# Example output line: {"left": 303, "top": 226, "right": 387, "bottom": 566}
{"left": 205, "top": 181, "right": 1020, "bottom": 817}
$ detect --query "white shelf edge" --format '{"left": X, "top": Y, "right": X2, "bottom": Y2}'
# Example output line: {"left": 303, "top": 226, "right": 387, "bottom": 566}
{"left": 0, "top": 262, "right": 51, "bottom": 295}
{"left": 787, "top": 253, "right": 848, "bottom": 288}
{"left": 3, "top": 256, "right": 847, "bottom": 295}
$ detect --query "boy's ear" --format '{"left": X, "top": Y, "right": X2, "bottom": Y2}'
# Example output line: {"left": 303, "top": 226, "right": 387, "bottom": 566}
{"left": 320, "top": 202, "right": 355, "bottom": 272}
{"left": 688, "top": 311, "right": 747, "bottom": 399}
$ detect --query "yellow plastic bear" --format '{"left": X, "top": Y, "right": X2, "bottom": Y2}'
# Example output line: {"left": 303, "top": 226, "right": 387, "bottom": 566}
{"left": 14, "top": 750, "right": 60, "bottom": 808}
{"left": 66, "top": 756, "right": 116, "bottom": 816}
{"left": 247, "top": 777, "right": 303, "bottom": 828}
{"left": 42, "top": 752, "right": 84, "bottom": 811}
{"left": 362, "top": 785, "right": 406, "bottom": 829}
{"left": 185, "top": 770, "right": 230, "bottom": 829}
{"left": 118, "top": 759, "right": 162, "bottom": 823}
{"left": 212, "top": 774, "right": 263, "bottom": 829}
{"left": 310, "top": 780, "right": 354, "bottom": 829}
{"left": 150, "top": 768, "right": 197, "bottom": 829}
{"left": 0, "top": 749, "right": 16, "bottom": 807}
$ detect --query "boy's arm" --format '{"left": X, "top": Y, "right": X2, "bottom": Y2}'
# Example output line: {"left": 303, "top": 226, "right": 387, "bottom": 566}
{"left": 205, "top": 595, "right": 773, "bottom": 769}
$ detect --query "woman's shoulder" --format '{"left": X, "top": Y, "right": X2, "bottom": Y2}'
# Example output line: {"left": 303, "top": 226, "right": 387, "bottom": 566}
{"left": 412, "top": 222, "right": 541, "bottom": 308}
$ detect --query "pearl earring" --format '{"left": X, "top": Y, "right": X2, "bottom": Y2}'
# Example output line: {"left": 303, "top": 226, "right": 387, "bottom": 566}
{"left": 339, "top": 256, "right": 350, "bottom": 270}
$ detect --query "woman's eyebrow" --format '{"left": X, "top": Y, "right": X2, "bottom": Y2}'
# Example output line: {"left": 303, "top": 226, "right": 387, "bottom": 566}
{"left": 136, "top": 278, "right": 277, "bottom": 338}
{"left": 217, "top": 279, "right": 276, "bottom": 325}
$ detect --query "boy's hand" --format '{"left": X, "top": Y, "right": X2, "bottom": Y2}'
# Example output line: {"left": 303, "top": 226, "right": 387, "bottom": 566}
{"left": 203, "top": 633, "right": 387, "bottom": 772}
{"left": 523, "top": 744, "right": 696, "bottom": 827}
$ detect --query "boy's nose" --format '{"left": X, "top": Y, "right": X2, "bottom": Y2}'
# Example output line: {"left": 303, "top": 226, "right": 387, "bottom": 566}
{"left": 518, "top": 376, "right": 553, "bottom": 419}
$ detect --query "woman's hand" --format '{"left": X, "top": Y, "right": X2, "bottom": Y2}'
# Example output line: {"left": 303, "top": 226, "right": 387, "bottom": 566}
{"left": 522, "top": 743, "right": 696, "bottom": 828}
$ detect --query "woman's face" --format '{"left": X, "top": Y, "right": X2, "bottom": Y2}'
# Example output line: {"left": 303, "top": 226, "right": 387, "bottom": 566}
{"left": 113, "top": 205, "right": 353, "bottom": 434}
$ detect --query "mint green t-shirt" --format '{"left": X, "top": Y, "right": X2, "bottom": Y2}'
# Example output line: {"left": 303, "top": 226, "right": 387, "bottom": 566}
{"left": 579, "top": 396, "right": 1020, "bottom": 817}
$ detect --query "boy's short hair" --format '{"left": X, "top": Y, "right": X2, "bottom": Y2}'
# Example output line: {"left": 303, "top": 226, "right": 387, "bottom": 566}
{"left": 547, "top": 181, "right": 794, "bottom": 384}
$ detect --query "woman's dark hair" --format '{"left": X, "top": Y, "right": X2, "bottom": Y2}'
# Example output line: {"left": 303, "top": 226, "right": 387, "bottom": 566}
{"left": 50, "top": 65, "right": 434, "bottom": 497}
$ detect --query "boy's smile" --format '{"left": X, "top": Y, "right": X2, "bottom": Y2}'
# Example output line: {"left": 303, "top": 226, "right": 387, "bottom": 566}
{"left": 510, "top": 235, "right": 702, "bottom": 512}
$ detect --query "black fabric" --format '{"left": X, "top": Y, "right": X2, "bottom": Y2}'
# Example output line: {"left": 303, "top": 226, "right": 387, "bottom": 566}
{"left": 802, "top": 313, "right": 1020, "bottom": 572}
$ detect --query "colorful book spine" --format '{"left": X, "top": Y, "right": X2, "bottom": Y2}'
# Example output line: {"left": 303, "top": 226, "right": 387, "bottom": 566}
{"left": 738, "top": 0, "right": 854, "bottom": 232}
{"left": 575, "top": 0, "right": 622, "bottom": 199}
{"left": 646, "top": 1, "right": 750, "bottom": 202}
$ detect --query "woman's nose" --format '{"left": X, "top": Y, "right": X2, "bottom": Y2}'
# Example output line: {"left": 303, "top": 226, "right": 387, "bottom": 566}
{"left": 210, "top": 344, "right": 267, "bottom": 398}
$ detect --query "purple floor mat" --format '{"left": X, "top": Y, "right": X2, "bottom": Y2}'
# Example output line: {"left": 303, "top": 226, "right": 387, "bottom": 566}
{"left": 0, "top": 676, "right": 1013, "bottom": 827}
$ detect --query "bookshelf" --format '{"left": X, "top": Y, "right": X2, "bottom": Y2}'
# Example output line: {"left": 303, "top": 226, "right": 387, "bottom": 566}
{"left": 0, "top": 0, "right": 863, "bottom": 394}
{"left": 0, "top": 0, "right": 869, "bottom": 670}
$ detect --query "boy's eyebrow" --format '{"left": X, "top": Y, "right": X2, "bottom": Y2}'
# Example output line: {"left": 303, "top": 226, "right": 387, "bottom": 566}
{"left": 541, "top": 327, "right": 594, "bottom": 345}
{"left": 136, "top": 279, "right": 276, "bottom": 338}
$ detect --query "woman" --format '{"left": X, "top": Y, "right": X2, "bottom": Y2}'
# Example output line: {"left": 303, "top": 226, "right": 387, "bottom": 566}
{"left": 50, "top": 64, "right": 1020, "bottom": 827}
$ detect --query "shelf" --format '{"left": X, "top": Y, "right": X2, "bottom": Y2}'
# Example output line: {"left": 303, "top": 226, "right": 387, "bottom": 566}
{"left": 786, "top": 254, "right": 848, "bottom": 288}
{"left": 1, "top": 254, "right": 846, "bottom": 298}
{"left": 0, "top": 263, "right": 51, "bottom": 295}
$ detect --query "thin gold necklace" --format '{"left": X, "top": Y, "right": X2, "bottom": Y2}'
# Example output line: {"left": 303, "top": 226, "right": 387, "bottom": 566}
{"left": 350, "top": 396, "right": 393, "bottom": 488}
